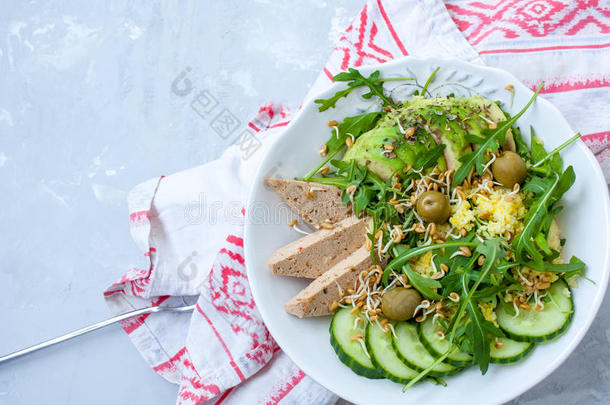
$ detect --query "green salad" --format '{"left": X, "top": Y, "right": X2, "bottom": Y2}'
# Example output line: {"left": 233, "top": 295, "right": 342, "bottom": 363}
{"left": 301, "top": 68, "right": 584, "bottom": 389}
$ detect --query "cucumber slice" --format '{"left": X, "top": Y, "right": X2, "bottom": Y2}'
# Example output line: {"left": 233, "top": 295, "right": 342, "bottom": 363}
{"left": 330, "top": 308, "right": 382, "bottom": 379}
{"left": 392, "top": 321, "right": 459, "bottom": 377}
{"left": 490, "top": 337, "right": 535, "bottom": 364}
{"left": 365, "top": 322, "right": 418, "bottom": 383}
{"left": 418, "top": 317, "right": 474, "bottom": 367}
{"left": 497, "top": 279, "right": 573, "bottom": 342}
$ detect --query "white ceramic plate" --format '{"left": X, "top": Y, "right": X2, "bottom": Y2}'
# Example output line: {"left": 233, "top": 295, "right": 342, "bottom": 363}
{"left": 244, "top": 57, "right": 610, "bottom": 404}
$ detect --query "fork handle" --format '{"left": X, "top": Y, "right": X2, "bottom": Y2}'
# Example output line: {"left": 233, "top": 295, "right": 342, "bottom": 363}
{"left": 0, "top": 305, "right": 193, "bottom": 365}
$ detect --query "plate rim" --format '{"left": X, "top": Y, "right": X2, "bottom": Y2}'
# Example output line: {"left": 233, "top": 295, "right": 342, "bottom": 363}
{"left": 244, "top": 55, "right": 610, "bottom": 404}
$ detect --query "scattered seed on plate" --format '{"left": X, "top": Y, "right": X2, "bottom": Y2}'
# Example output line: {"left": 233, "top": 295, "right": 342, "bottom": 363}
{"left": 320, "top": 221, "right": 334, "bottom": 230}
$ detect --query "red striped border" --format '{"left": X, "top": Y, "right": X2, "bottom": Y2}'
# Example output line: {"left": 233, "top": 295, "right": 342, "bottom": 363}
{"left": 129, "top": 210, "right": 149, "bottom": 224}
{"left": 268, "top": 121, "right": 289, "bottom": 129}
{"left": 265, "top": 369, "right": 306, "bottom": 405}
{"left": 583, "top": 130, "right": 610, "bottom": 142}
{"left": 226, "top": 234, "right": 243, "bottom": 247}
{"left": 532, "top": 77, "right": 610, "bottom": 94}
{"left": 195, "top": 303, "right": 246, "bottom": 382}
{"left": 215, "top": 386, "right": 235, "bottom": 405}
{"left": 376, "top": 0, "right": 408, "bottom": 56}
{"left": 323, "top": 67, "right": 334, "bottom": 81}
{"left": 103, "top": 288, "right": 125, "bottom": 297}
{"left": 479, "top": 41, "right": 610, "bottom": 55}
{"left": 153, "top": 346, "right": 187, "bottom": 373}
{"left": 248, "top": 122, "right": 261, "bottom": 132}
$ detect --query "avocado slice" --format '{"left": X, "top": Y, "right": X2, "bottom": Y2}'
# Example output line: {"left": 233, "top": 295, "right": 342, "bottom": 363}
{"left": 343, "top": 95, "right": 510, "bottom": 179}
{"left": 343, "top": 125, "right": 445, "bottom": 180}
{"left": 469, "top": 96, "right": 516, "bottom": 152}
{"left": 391, "top": 96, "right": 488, "bottom": 171}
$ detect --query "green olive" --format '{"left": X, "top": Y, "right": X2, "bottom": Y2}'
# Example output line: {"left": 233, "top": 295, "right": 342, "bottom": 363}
{"left": 381, "top": 288, "right": 422, "bottom": 321}
{"left": 416, "top": 191, "right": 450, "bottom": 224}
{"left": 492, "top": 151, "right": 527, "bottom": 188}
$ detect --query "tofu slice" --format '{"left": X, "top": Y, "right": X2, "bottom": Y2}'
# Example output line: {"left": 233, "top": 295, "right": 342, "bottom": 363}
{"left": 268, "top": 216, "right": 367, "bottom": 278}
{"left": 284, "top": 246, "right": 382, "bottom": 318}
{"left": 264, "top": 178, "right": 352, "bottom": 228}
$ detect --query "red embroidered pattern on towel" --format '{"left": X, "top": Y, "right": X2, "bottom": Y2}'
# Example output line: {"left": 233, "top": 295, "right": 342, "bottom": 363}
{"left": 445, "top": 0, "right": 610, "bottom": 165}
{"left": 325, "top": 1, "right": 409, "bottom": 78}
{"left": 446, "top": 0, "right": 610, "bottom": 49}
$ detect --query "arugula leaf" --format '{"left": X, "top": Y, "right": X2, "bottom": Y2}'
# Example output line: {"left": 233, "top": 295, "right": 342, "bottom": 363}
{"left": 302, "top": 175, "right": 349, "bottom": 188}
{"left": 530, "top": 129, "right": 547, "bottom": 163}
{"left": 527, "top": 256, "right": 586, "bottom": 275}
{"left": 550, "top": 165, "right": 576, "bottom": 204}
{"left": 335, "top": 69, "right": 393, "bottom": 106}
{"left": 353, "top": 184, "right": 376, "bottom": 217}
{"left": 301, "top": 113, "right": 382, "bottom": 181}
{"left": 452, "top": 321, "right": 469, "bottom": 347}
{"left": 299, "top": 149, "right": 341, "bottom": 181}
{"left": 427, "top": 376, "right": 447, "bottom": 386}
{"left": 447, "top": 240, "right": 503, "bottom": 341}
{"left": 511, "top": 125, "right": 531, "bottom": 160}
{"left": 475, "top": 239, "right": 506, "bottom": 265}
{"left": 325, "top": 112, "right": 381, "bottom": 153}
{"left": 464, "top": 133, "right": 486, "bottom": 144}
{"left": 314, "top": 88, "right": 352, "bottom": 112}
{"left": 529, "top": 129, "right": 580, "bottom": 177}
{"left": 549, "top": 153, "right": 563, "bottom": 175}
{"left": 403, "top": 265, "right": 443, "bottom": 300}
{"left": 421, "top": 66, "right": 440, "bottom": 96}
{"left": 482, "top": 319, "right": 505, "bottom": 338}
{"left": 473, "top": 240, "right": 507, "bottom": 285}
{"left": 522, "top": 176, "right": 551, "bottom": 195}
{"left": 563, "top": 256, "right": 587, "bottom": 277}
{"left": 309, "top": 158, "right": 393, "bottom": 228}
{"left": 463, "top": 291, "right": 490, "bottom": 374}
{"left": 330, "top": 158, "right": 351, "bottom": 172}
{"left": 532, "top": 132, "right": 581, "bottom": 171}
{"left": 413, "top": 144, "right": 446, "bottom": 170}
{"left": 453, "top": 83, "right": 543, "bottom": 185}
{"left": 391, "top": 244, "right": 409, "bottom": 257}
{"left": 440, "top": 257, "right": 478, "bottom": 297}
{"left": 456, "top": 239, "right": 505, "bottom": 374}
{"left": 314, "top": 68, "right": 412, "bottom": 111}
{"left": 305, "top": 157, "right": 383, "bottom": 200}
{"left": 473, "top": 282, "right": 522, "bottom": 300}
{"left": 534, "top": 233, "right": 552, "bottom": 255}
{"left": 512, "top": 173, "right": 559, "bottom": 265}
{"left": 436, "top": 233, "right": 477, "bottom": 296}
{"left": 404, "top": 239, "right": 504, "bottom": 390}
{"left": 440, "top": 271, "right": 462, "bottom": 298}
{"left": 383, "top": 241, "right": 481, "bottom": 285}
{"left": 513, "top": 166, "right": 575, "bottom": 265}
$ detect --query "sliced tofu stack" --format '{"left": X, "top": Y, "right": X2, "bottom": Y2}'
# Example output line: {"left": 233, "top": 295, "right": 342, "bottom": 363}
{"left": 268, "top": 216, "right": 367, "bottom": 278}
{"left": 284, "top": 246, "right": 383, "bottom": 318}
{"left": 264, "top": 178, "right": 352, "bottom": 228}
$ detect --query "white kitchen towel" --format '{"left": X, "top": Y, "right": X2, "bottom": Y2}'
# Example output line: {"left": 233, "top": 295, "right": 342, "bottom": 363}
{"left": 104, "top": 1, "right": 610, "bottom": 404}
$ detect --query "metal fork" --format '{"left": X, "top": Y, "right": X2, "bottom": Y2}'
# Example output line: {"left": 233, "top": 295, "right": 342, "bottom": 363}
{"left": 0, "top": 304, "right": 196, "bottom": 365}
